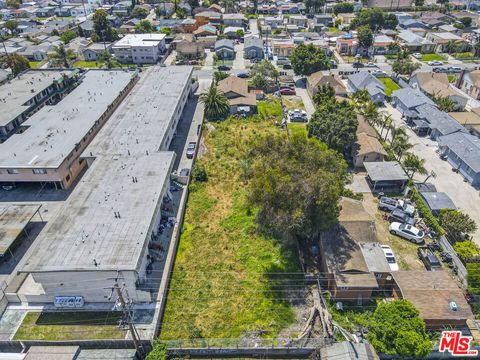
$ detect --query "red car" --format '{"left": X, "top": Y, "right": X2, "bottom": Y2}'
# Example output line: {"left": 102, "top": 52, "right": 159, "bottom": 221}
{"left": 280, "top": 88, "right": 296, "bottom": 95}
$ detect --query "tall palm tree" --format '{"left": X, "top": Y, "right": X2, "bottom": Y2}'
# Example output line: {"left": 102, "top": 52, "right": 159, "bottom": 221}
{"left": 402, "top": 153, "right": 428, "bottom": 179}
{"left": 199, "top": 83, "right": 230, "bottom": 120}
{"left": 362, "top": 101, "right": 379, "bottom": 127}
{"left": 379, "top": 114, "right": 393, "bottom": 139}
{"left": 49, "top": 44, "right": 75, "bottom": 68}
{"left": 391, "top": 133, "right": 412, "bottom": 161}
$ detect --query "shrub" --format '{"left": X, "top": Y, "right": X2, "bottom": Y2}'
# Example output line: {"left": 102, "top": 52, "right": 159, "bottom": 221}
{"left": 453, "top": 240, "right": 479, "bottom": 261}
{"left": 192, "top": 163, "right": 208, "bottom": 182}
{"left": 410, "top": 187, "right": 445, "bottom": 237}
{"left": 467, "top": 263, "right": 480, "bottom": 294}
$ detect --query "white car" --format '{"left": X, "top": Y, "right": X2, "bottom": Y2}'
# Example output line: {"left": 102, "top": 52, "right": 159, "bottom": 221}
{"left": 428, "top": 60, "right": 443, "bottom": 66}
{"left": 381, "top": 245, "right": 399, "bottom": 271}
{"left": 413, "top": 52, "right": 422, "bottom": 59}
{"left": 366, "top": 62, "right": 376, "bottom": 67}
{"left": 389, "top": 222, "right": 425, "bottom": 244}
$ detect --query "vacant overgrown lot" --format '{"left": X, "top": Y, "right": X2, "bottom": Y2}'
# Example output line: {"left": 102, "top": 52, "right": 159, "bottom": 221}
{"left": 161, "top": 101, "right": 301, "bottom": 344}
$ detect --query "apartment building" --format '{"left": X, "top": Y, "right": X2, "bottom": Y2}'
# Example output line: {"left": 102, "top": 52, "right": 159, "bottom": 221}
{"left": 112, "top": 34, "right": 166, "bottom": 64}
{"left": 0, "top": 70, "right": 77, "bottom": 141}
{"left": 16, "top": 66, "right": 193, "bottom": 304}
{"left": 0, "top": 70, "right": 138, "bottom": 189}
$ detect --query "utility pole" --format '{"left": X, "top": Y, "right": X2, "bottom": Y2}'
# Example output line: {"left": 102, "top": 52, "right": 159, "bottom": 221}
{"left": 106, "top": 273, "right": 145, "bottom": 359}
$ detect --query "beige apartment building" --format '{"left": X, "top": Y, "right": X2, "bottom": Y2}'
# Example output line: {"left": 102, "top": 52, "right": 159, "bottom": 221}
{"left": 0, "top": 69, "right": 138, "bottom": 189}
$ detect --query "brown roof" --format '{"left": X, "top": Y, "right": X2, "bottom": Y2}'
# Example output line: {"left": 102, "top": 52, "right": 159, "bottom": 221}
{"left": 218, "top": 76, "right": 249, "bottom": 97}
{"left": 356, "top": 115, "right": 377, "bottom": 138}
{"left": 367, "top": 0, "right": 414, "bottom": 9}
{"left": 338, "top": 197, "right": 374, "bottom": 223}
{"left": 354, "top": 133, "right": 388, "bottom": 157}
{"left": 414, "top": 72, "right": 459, "bottom": 98}
{"left": 393, "top": 271, "right": 474, "bottom": 322}
{"left": 228, "top": 93, "right": 257, "bottom": 107}
{"left": 467, "top": 70, "right": 480, "bottom": 87}
{"left": 307, "top": 71, "right": 347, "bottom": 96}
{"left": 449, "top": 110, "right": 480, "bottom": 126}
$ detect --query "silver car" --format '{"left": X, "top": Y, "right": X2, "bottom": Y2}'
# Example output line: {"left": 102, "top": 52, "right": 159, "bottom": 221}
{"left": 389, "top": 222, "right": 425, "bottom": 244}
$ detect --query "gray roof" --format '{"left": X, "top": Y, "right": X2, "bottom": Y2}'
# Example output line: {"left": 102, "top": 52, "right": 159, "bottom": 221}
{"left": 364, "top": 161, "right": 408, "bottom": 182}
{"left": 392, "top": 87, "right": 435, "bottom": 110}
{"left": 21, "top": 66, "right": 193, "bottom": 273}
{"left": 0, "top": 70, "right": 135, "bottom": 169}
{"left": 438, "top": 132, "right": 480, "bottom": 173}
{"left": 244, "top": 35, "right": 263, "bottom": 49}
{"left": 348, "top": 72, "right": 385, "bottom": 97}
{"left": 397, "top": 30, "right": 434, "bottom": 46}
{"left": 215, "top": 38, "right": 234, "bottom": 51}
{"left": 420, "top": 192, "right": 456, "bottom": 211}
{"left": 415, "top": 104, "right": 466, "bottom": 136}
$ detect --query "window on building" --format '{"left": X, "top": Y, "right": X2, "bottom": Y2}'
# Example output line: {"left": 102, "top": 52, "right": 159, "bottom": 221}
{"left": 32, "top": 169, "right": 47, "bottom": 174}
{"left": 7, "top": 169, "right": 19, "bottom": 174}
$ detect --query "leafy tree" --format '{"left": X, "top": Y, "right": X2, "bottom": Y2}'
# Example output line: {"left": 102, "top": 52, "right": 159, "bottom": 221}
{"left": 453, "top": 240, "right": 479, "bottom": 260}
{"left": 235, "top": 29, "right": 244, "bottom": 38}
{"left": 247, "top": 134, "right": 346, "bottom": 243}
{"left": 250, "top": 60, "right": 278, "bottom": 89}
{"left": 49, "top": 44, "right": 76, "bottom": 68}
{"left": 444, "top": 40, "right": 458, "bottom": 54}
{"left": 213, "top": 70, "right": 229, "bottom": 83}
{"left": 415, "top": 0, "right": 424, "bottom": 5}
{"left": 192, "top": 162, "right": 208, "bottom": 182}
{"left": 135, "top": 20, "right": 154, "bottom": 33}
{"left": 333, "top": 2, "right": 354, "bottom": 14}
{"left": 4, "top": 19, "right": 18, "bottom": 35}
{"left": 362, "top": 100, "right": 380, "bottom": 127}
{"left": 159, "top": 27, "right": 171, "bottom": 35}
{"left": 402, "top": 153, "right": 427, "bottom": 179}
{"left": 460, "top": 16, "right": 472, "bottom": 27}
{"left": 467, "top": 263, "right": 480, "bottom": 294}
{"left": 432, "top": 92, "right": 456, "bottom": 112}
{"left": 289, "top": 43, "right": 330, "bottom": 77}
{"left": 351, "top": 8, "right": 398, "bottom": 31}
{"left": 92, "top": 9, "right": 118, "bottom": 42}
{"left": 199, "top": 82, "right": 230, "bottom": 120}
{"left": 313, "top": 83, "right": 335, "bottom": 106}
{"left": 60, "top": 30, "right": 77, "bottom": 44}
{"left": 392, "top": 58, "right": 420, "bottom": 76}
{"left": 308, "top": 96, "right": 358, "bottom": 155}
{"left": 99, "top": 50, "right": 114, "bottom": 69}
{"left": 367, "top": 300, "right": 432, "bottom": 358}
{"left": 357, "top": 25, "right": 373, "bottom": 50}
{"left": 4, "top": 53, "right": 30, "bottom": 75}
{"left": 439, "top": 209, "right": 478, "bottom": 242}
{"left": 5, "top": 0, "right": 21, "bottom": 9}
{"left": 391, "top": 131, "right": 412, "bottom": 161}
{"left": 175, "top": 7, "right": 186, "bottom": 18}
{"left": 77, "top": 25, "right": 85, "bottom": 37}
{"left": 146, "top": 341, "right": 168, "bottom": 360}
{"left": 131, "top": 6, "right": 149, "bottom": 19}
{"left": 304, "top": 0, "right": 326, "bottom": 14}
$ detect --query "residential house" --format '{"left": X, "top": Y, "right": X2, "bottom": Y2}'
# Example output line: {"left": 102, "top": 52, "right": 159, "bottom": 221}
{"left": 366, "top": 0, "right": 414, "bottom": 9}
{"left": 214, "top": 38, "right": 235, "bottom": 59}
{"left": 438, "top": 132, "right": 480, "bottom": 186}
{"left": 288, "top": 15, "right": 308, "bottom": 29}
{"left": 120, "top": 18, "right": 141, "bottom": 34}
{"left": 396, "top": 30, "right": 436, "bottom": 53}
{"left": 438, "top": 24, "right": 462, "bottom": 35}
{"left": 419, "top": 191, "right": 457, "bottom": 215}
{"left": 272, "top": 40, "right": 296, "bottom": 58}
{"left": 336, "top": 33, "right": 358, "bottom": 56}
{"left": 195, "top": 11, "right": 221, "bottom": 27}
{"left": 426, "top": 32, "right": 467, "bottom": 52}
{"left": 208, "top": 4, "right": 223, "bottom": 13}
{"left": 312, "top": 14, "right": 334, "bottom": 31}
{"left": 217, "top": 76, "right": 257, "bottom": 115}
{"left": 223, "top": 13, "right": 246, "bottom": 28}
{"left": 82, "top": 42, "right": 112, "bottom": 61}
{"left": 319, "top": 197, "right": 391, "bottom": 303}
{"left": 263, "top": 16, "right": 284, "bottom": 29}
{"left": 306, "top": 71, "right": 347, "bottom": 98}
{"left": 279, "top": 3, "right": 304, "bottom": 14}
{"left": 352, "top": 116, "right": 387, "bottom": 168}
{"left": 392, "top": 271, "right": 473, "bottom": 329}
{"left": 391, "top": 87, "right": 436, "bottom": 119}
{"left": 223, "top": 26, "right": 243, "bottom": 39}
{"left": 112, "top": 1, "right": 131, "bottom": 18}
{"left": 347, "top": 72, "right": 386, "bottom": 104}
{"left": 175, "top": 34, "right": 206, "bottom": 59}
{"left": 420, "top": 11, "right": 452, "bottom": 26}
{"left": 79, "top": 19, "right": 94, "bottom": 38}
{"left": 337, "top": 13, "right": 356, "bottom": 26}
{"left": 457, "top": 69, "right": 480, "bottom": 100}
{"left": 399, "top": 19, "right": 427, "bottom": 29}
{"left": 451, "top": 10, "right": 480, "bottom": 25}
{"left": 364, "top": 161, "right": 409, "bottom": 192}
{"left": 414, "top": 104, "right": 466, "bottom": 140}
{"left": 371, "top": 35, "right": 395, "bottom": 55}
{"left": 66, "top": 37, "right": 90, "bottom": 57}
{"left": 410, "top": 72, "right": 467, "bottom": 111}
{"left": 180, "top": 18, "right": 198, "bottom": 33}
{"left": 112, "top": 33, "right": 166, "bottom": 64}
{"left": 244, "top": 36, "right": 264, "bottom": 59}
{"left": 193, "top": 24, "right": 217, "bottom": 37}
{"left": 36, "top": 6, "right": 55, "bottom": 18}
{"left": 449, "top": 107, "right": 480, "bottom": 137}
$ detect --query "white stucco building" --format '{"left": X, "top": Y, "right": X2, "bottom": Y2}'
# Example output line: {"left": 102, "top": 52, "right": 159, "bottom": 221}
{"left": 112, "top": 34, "right": 166, "bottom": 64}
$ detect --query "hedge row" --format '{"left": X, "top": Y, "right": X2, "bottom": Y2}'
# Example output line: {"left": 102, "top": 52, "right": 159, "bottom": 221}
{"left": 410, "top": 187, "right": 445, "bottom": 237}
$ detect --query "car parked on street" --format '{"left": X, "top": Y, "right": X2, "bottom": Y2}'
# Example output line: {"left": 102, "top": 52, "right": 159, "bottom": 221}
{"left": 366, "top": 62, "right": 376, "bottom": 67}
{"left": 218, "top": 65, "right": 231, "bottom": 71}
{"left": 447, "top": 66, "right": 462, "bottom": 73}
{"left": 186, "top": 142, "right": 196, "bottom": 159}
{"left": 413, "top": 53, "right": 422, "bottom": 59}
{"left": 381, "top": 245, "right": 399, "bottom": 271}
{"left": 237, "top": 72, "right": 250, "bottom": 78}
{"left": 428, "top": 60, "right": 443, "bottom": 66}
{"left": 417, "top": 247, "right": 442, "bottom": 270}
{"left": 280, "top": 88, "right": 296, "bottom": 95}
{"left": 433, "top": 67, "right": 447, "bottom": 73}
{"left": 389, "top": 222, "right": 425, "bottom": 244}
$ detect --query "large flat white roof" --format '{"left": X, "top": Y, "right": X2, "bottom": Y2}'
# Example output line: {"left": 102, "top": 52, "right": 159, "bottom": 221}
{"left": 0, "top": 70, "right": 74, "bottom": 128}
{"left": 21, "top": 66, "right": 193, "bottom": 273}
{"left": 0, "top": 70, "right": 135, "bottom": 169}
{"left": 113, "top": 33, "right": 166, "bottom": 48}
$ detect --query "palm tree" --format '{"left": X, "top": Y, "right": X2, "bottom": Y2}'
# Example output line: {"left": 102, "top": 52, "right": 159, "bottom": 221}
{"left": 49, "top": 44, "right": 75, "bottom": 68}
{"left": 362, "top": 101, "right": 379, "bottom": 127}
{"left": 199, "top": 83, "right": 230, "bottom": 120}
{"left": 403, "top": 153, "right": 428, "bottom": 179}
{"left": 391, "top": 133, "right": 412, "bottom": 161}
{"left": 379, "top": 114, "right": 393, "bottom": 139}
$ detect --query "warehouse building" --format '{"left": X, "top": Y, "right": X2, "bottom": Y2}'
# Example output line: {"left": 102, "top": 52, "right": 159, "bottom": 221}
{"left": 0, "top": 70, "right": 137, "bottom": 189}
{"left": 16, "top": 66, "right": 193, "bottom": 304}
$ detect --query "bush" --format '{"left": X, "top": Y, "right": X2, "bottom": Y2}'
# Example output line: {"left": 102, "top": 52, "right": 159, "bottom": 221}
{"left": 342, "top": 188, "right": 364, "bottom": 201}
{"left": 467, "top": 263, "right": 480, "bottom": 294}
{"left": 410, "top": 187, "right": 445, "bottom": 237}
{"left": 453, "top": 240, "right": 479, "bottom": 261}
{"left": 192, "top": 163, "right": 208, "bottom": 182}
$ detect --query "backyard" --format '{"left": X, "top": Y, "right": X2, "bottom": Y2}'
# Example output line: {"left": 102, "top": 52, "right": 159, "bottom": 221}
{"left": 420, "top": 53, "right": 446, "bottom": 62}
{"left": 160, "top": 99, "right": 302, "bottom": 345}
{"left": 13, "top": 311, "right": 126, "bottom": 340}
{"left": 379, "top": 77, "right": 400, "bottom": 96}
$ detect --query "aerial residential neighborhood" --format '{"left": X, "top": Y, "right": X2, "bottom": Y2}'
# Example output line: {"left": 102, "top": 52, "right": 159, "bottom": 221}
{"left": 2, "top": 0, "right": 480, "bottom": 359}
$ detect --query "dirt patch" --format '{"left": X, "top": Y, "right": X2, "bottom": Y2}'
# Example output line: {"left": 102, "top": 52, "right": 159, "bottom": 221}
{"left": 362, "top": 193, "right": 425, "bottom": 271}
{"left": 282, "top": 95, "right": 305, "bottom": 111}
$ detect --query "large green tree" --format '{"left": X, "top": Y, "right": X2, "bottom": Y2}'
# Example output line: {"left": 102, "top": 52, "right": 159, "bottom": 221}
{"left": 439, "top": 209, "right": 478, "bottom": 242}
{"left": 249, "top": 60, "right": 278, "bottom": 89}
{"left": 3, "top": 53, "right": 30, "bottom": 75}
{"left": 49, "top": 44, "right": 76, "bottom": 68}
{"left": 92, "top": 9, "right": 118, "bottom": 42}
{"left": 199, "top": 82, "right": 230, "bottom": 120}
{"left": 289, "top": 43, "right": 330, "bottom": 77}
{"left": 333, "top": 2, "right": 354, "bottom": 14}
{"left": 131, "top": 6, "right": 149, "bottom": 19}
{"left": 367, "top": 300, "right": 433, "bottom": 358}
{"left": 135, "top": 20, "right": 154, "bottom": 33}
{"left": 392, "top": 58, "right": 420, "bottom": 76}
{"left": 351, "top": 8, "right": 398, "bottom": 30}
{"left": 247, "top": 134, "right": 346, "bottom": 244}
{"left": 4, "top": 19, "right": 19, "bottom": 35}
{"left": 357, "top": 25, "right": 373, "bottom": 50}
{"left": 402, "top": 153, "right": 427, "bottom": 179}
{"left": 304, "top": 0, "right": 326, "bottom": 14}
{"left": 308, "top": 96, "right": 358, "bottom": 155}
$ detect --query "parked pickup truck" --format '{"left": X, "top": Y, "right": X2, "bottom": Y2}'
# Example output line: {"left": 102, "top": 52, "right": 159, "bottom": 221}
{"left": 378, "top": 196, "right": 415, "bottom": 216}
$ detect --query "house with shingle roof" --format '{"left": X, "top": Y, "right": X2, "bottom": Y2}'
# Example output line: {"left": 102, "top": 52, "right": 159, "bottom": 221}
{"left": 457, "top": 69, "right": 480, "bottom": 100}
{"left": 352, "top": 116, "right": 387, "bottom": 169}
{"left": 347, "top": 72, "right": 386, "bottom": 104}
{"left": 307, "top": 72, "right": 347, "bottom": 98}
{"left": 217, "top": 76, "right": 257, "bottom": 115}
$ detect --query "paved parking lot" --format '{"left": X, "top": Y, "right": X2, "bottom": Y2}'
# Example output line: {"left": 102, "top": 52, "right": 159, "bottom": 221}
{"left": 384, "top": 103, "right": 480, "bottom": 244}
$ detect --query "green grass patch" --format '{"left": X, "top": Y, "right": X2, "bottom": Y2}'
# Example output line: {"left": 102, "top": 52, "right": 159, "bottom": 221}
{"left": 214, "top": 59, "right": 234, "bottom": 67}
{"left": 453, "top": 52, "right": 476, "bottom": 60}
{"left": 288, "top": 123, "right": 307, "bottom": 138}
{"left": 14, "top": 312, "right": 126, "bottom": 340}
{"left": 384, "top": 54, "right": 398, "bottom": 60}
{"left": 420, "top": 53, "right": 446, "bottom": 62}
{"left": 73, "top": 60, "right": 106, "bottom": 68}
{"left": 448, "top": 75, "right": 458, "bottom": 83}
{"left": 28, "top": 61, "right": 42, "bottom": 69}
{"left": 379, "top": 77, "right": 400, "bottom": 96}
{"left": 160, "top": 110, "right": 301, "bottom": 344}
